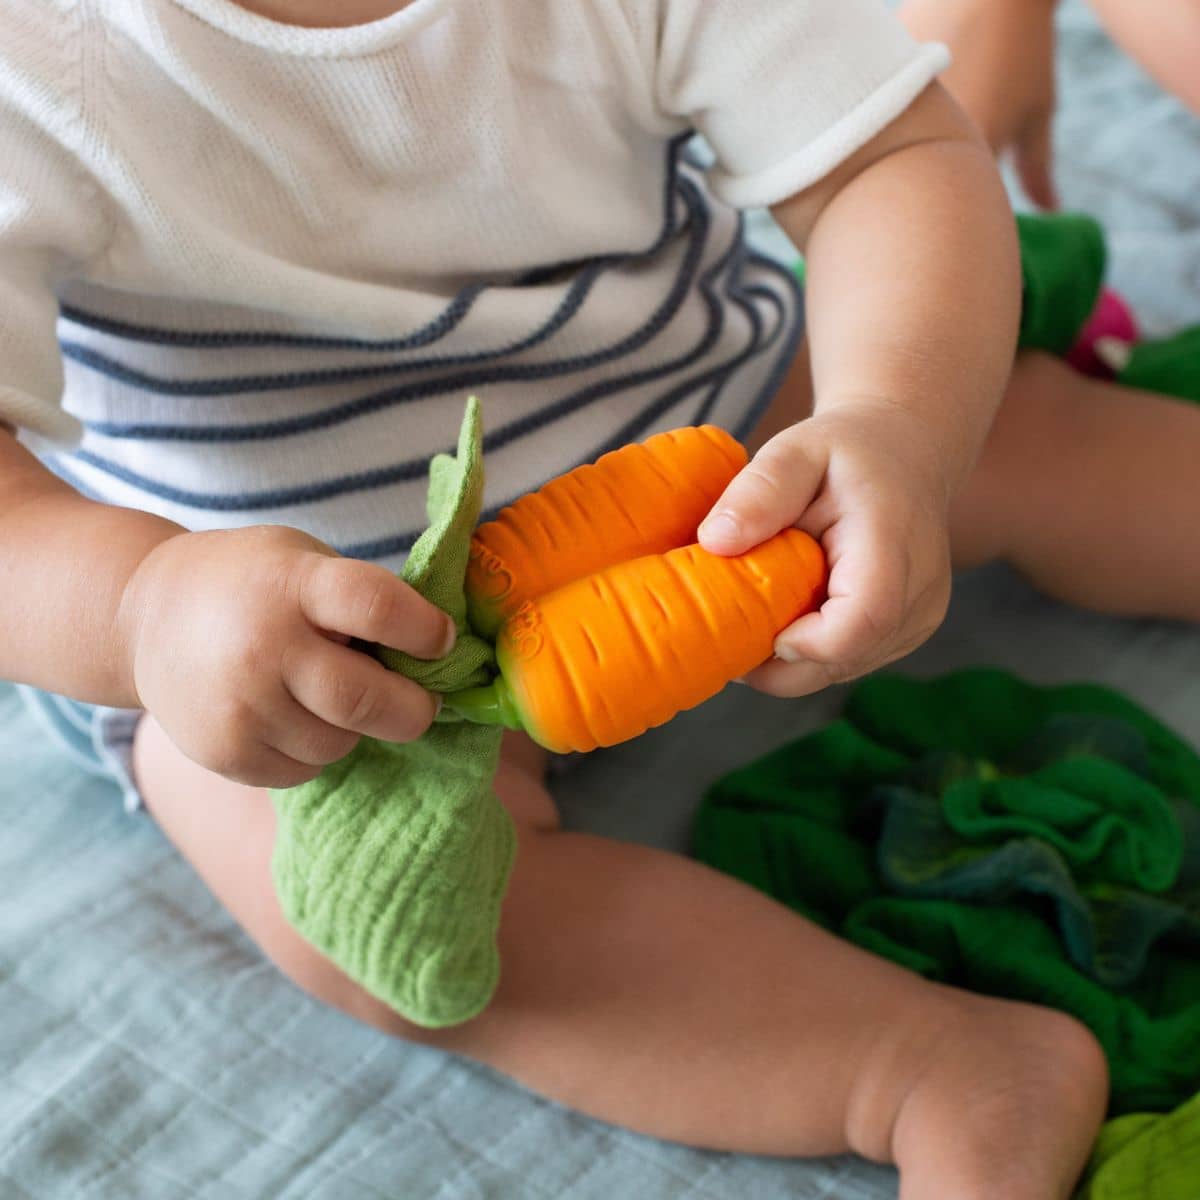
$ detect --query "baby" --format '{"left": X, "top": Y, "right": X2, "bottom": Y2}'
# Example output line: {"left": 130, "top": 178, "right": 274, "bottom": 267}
{"left": 900, "top": 0, "right": 1200, "bottom": 208}
{"left": 0, "top": 1, "right": 1129, "bottom": 1195}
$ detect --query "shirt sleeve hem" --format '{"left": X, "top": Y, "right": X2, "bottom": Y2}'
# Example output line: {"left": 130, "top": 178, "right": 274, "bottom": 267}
{"left": 707, "top": 44, "right": 952, "bottom": 210}
{"left": 0, "top": 387, "right": 82, "bottom": 447}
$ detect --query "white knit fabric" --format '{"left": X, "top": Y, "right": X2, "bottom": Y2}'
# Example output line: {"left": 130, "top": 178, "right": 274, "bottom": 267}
{"left": 0, "top": 0, "right": 946, "bottom": 569}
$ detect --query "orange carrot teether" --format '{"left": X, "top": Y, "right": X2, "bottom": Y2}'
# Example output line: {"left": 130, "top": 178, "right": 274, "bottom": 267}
{"left": 454, "top": 528, "right": 826, "bottom": 753}
{"left": 465, "top": 425, "right": 747, "bottom": 637}
{"left": 455, "top": 423, "right": 827, "bottom": 751}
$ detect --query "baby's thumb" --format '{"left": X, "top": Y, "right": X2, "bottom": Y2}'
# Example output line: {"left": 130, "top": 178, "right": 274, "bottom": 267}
{"left": 698, "top": 434, "right": 824, "bottom": 556}
{"left": 1016, "top": 117, "right": 1058, "bottom": 211}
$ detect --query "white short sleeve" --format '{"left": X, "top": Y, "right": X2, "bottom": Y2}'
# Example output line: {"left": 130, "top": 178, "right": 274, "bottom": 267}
{"left": 649, "top": 0, "right": 949, "bottom": 209}
{"left": 0, "top": 12, "right": 109, "bottom": 444}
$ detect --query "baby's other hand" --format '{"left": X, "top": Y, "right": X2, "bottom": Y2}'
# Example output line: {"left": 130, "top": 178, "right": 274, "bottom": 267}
{"left": 119, "top": 526, "right": 455, "bottom": 787}
{"left": 698, "top": 405, "right": 952, "bottom": 697}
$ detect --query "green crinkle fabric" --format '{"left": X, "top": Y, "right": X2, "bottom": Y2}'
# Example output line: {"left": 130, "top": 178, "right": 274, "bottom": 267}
{"left": 1076, "top": 1090, "right": 1200, "bottom": 1199}
{"left": 1118, "top": 327, "right": 1200, "bottom": 405}
{"left": 271, "top": 398, "right": 515, "bottom": 1028}
{"left": 1016, "top": 211, "right": 1108, "bottom": 354}
{"left": 1012, "top": 210, "right": 1200, "bottom": 405}
{"left": 695, "top": 669, "right": 1200, "bottom": 1115}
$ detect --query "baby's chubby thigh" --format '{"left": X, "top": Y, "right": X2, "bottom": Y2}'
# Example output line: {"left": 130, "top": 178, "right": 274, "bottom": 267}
{"left": 131, "top": 713, "right": 557, "bottom": 1035}
{"left": 493, "top": 730, "right": 560, "bottom": 831}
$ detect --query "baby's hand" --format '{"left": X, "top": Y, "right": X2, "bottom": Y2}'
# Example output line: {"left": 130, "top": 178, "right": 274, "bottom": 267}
{"left": 699, "top": 404, "right": 952, "bottom": 697}
{"left": 119, "top": 526, "right": 455, "bottom": 787}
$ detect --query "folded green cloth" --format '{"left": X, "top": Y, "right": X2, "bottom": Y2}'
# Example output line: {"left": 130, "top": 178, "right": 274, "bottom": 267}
{"left": 1016, "top": 211, "right": 1108, "bottom": 355}
{"left": 1077, "top": 1090, "right": 1200, "bottom": 1199}
{"left": 1117, "top": 327, "right": 1200, "bottom": 405}
{"left": 271, "top": 398, "right": 516, "bottom": 1028}
{"left": 1011, "top": 210, "right": 1200, "bottom": 404}
{"left": 695, "top": 669, "right": 1200, "bottom": 1114}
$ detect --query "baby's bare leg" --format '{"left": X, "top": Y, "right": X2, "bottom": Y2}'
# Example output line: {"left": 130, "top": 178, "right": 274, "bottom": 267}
{"left": 953, "top": 351, "right": 1200, "bottom": 618}
{"left": 134, "top": 715, "right": 1104, "bottom": 1195}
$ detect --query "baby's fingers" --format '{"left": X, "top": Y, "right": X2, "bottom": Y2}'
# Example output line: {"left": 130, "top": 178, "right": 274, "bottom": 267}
{"left": 283, "top": 637, "right": 440, "bottom": 743}
{"left": 747, "top": 512, "right": 937, "bottom": 697}
{"left": 699, "top": 431, "right": 826, "bottom": 556}
{"left": 1016, "top": 116, "right": 1057, "bottom": 211}
{"left": 298, "top": 554, "right": 455, "bottom": 659}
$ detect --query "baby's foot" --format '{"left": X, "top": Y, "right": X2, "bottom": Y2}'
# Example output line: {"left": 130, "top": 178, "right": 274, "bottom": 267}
{"left": 865, "top": 991, "right": 1108, "bottom": 1200}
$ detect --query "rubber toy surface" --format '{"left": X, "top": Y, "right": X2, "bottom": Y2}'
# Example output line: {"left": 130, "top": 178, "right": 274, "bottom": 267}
{"left": 453, "top": 427, "right": 828, "bottom": 753}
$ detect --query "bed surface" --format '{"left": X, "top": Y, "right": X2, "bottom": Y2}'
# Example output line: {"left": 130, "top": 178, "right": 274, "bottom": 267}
{"left": 5, "top": 4, "right": 1200, "bottom": 1195}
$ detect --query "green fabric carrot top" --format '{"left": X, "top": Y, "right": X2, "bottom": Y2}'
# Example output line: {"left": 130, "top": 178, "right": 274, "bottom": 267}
{"left": 270, "top": 398, "right": 516, "bottom": 1029}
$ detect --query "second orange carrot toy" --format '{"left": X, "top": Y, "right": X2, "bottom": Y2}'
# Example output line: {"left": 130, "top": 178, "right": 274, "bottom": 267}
{"left": 466, "top": 425, "right": 748, "bottom": 637}
{"left": 454, "top": 426, "right": 828, "bottom": 753}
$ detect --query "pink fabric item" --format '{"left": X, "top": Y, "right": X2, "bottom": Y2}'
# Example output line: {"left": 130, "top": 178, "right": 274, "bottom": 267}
{"left": 1065, "top": 289, "right": 1139, "bottom": 377}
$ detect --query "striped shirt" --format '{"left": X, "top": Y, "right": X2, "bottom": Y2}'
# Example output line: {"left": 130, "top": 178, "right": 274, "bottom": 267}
{"left": 0, "top": 0, "right": 946, "bottom": 572}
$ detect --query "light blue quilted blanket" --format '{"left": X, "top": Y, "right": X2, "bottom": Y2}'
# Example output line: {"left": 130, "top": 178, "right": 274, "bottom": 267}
{"left": 4, "top": 4, "right": 1200, "bottom": 1195}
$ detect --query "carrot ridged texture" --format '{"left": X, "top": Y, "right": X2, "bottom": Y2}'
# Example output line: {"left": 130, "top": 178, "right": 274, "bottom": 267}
{"left": 465, "top": 425, "right": 747, "bottom": 637}
{"left": 496, "top": 529, "right": 827, "bottom": 753}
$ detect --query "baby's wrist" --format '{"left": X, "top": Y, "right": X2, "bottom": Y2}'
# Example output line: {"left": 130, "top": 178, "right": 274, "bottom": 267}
{"left": 811, "top": 393, "right": 966, "bottom": 499}
{"left": 113, "top": 522, "right": 190, "bottom": 707}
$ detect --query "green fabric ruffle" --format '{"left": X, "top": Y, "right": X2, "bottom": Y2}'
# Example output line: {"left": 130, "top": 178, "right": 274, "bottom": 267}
{"left": 696, "top": 669, "right": 1200, "bottom": 1115}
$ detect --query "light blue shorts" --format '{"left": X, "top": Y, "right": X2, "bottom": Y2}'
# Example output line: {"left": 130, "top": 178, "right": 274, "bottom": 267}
{"left": 16, "top": 683, "right": 590, "bottom": 811}
{"left": 16, "top": 686, "right": 144, "bottom": 812}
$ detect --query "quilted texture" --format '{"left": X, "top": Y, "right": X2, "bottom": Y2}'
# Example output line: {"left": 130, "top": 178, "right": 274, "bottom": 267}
{"left": 696, "top": 670, "right": 1200, "bottom": 1115}
{"left": 5, "top": 4, "right": 1200, "bottom": 1195}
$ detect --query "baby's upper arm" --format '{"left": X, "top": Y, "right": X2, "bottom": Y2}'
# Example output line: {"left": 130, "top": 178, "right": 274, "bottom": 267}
{"left": 0, "top": 6, "right": 111, "bottom": 444}
{"left": 643, "top": 0, "right": 949, "bottom": 210}
{"left": 769, "top": 79, "right": 982, "bottom": 252}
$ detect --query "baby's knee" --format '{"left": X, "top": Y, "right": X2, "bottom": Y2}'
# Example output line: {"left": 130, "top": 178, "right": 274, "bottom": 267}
{"left": 1009, "top": 348, "right": 1065, "bottom": 389}
{"left": 262, "top": 923, "right": 449, "bottom": 1045}
{"left": 952, "top": 350, "right": 1080, "bottom": 564}
{"left": 989, "top": 351, "right": 1066, "bottom": 446}
{"left": 1030, "top": 1008, "right": 1108, "bottom": 1091}
{"left": 262, "top": 799, "right": 560, "bottom": 1045}
{"left": 1001, "top": 350, "right": 1095, "bottom": 439}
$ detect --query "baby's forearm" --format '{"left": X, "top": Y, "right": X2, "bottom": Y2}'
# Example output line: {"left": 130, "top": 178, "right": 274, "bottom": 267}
{"left": 1089, "top": 0, "right": 1200, "bottom": 114}
{"left": 0, "top": 427, "right": 183, "bottom": 704}
{"left": 773, "top": 84, "right": 1021, "bottom": 496}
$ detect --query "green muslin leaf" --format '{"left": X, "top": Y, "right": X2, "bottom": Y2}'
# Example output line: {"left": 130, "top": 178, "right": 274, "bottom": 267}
{"left": 1016, "top": 211, "right": 1108, "bottom": 354}
{"left": 1117, "top": 326, "right": 1200, "bottom": 405}
{"left": 695, "top": 669, "right": 1200, "bottom": 1115}
{"left": 271, "top": 397, "right": 515, "bottom": 1027}
{"left": 1075, "top": 1089, "right": 1200, "bottom": 1199}
{"left": 371, "top": 398, "right": 496, "bottom": 699}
